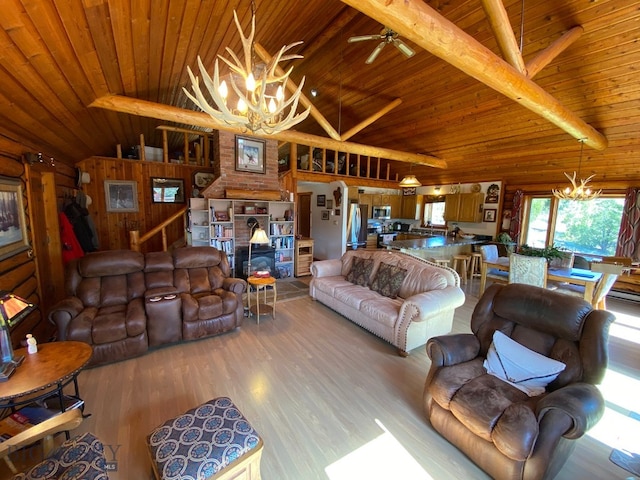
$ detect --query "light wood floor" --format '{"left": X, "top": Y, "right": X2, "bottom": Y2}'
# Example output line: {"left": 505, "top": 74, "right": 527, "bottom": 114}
{"left": 1, "top": 278, "right": 638, "bottom": 479}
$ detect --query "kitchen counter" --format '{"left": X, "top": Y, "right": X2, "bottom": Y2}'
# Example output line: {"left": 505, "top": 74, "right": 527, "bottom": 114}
{"left": 387, "top": 236, "right": 484, "bottom": 250}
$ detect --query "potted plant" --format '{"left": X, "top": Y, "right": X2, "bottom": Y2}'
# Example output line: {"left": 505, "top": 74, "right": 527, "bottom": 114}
{"left": 519, "top": 244, "right": 565, "bottom": 263}
{"left": 496, "top": 232, "right": 515, "bottom": 254}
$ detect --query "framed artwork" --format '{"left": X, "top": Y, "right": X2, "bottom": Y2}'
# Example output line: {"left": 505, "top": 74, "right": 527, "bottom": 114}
{"left": 105, "top": 180, "right": 139, "bottom": 212}
{"left": 317, "top": 194, "right": 326, "bottom": 207}
{"left": 485, "top": 183, "right": 500, "bottom": 203}
{"left": 403, "top": 187, "right": 417, "bottom": 196}
{"left": 326, "top": 199, "right": 333, "bottom": 209}
{"left": 151, "top": 177, "right": 185, "bottom": 204}
{"left": 484, "top": 208, "right": 497, "bottom": 222}
{"left": 335, "top": 209, "right": 341, "bottom": 216}
{"left": 0, "top": 177, "right": 29, "bottom": 260}
{"left": 235, "top": 135, "right": 266, "bottom": 174}
{"left": 321, "top": 210, "right": 330, "bottom": 220}
{"left": 194, "top": 171, "right": 215, "bottom": 188}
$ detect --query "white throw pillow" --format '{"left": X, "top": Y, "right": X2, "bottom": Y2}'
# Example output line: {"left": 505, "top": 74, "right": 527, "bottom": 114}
{"left": 483, "top": 330, "right": 566, "bottom": 397}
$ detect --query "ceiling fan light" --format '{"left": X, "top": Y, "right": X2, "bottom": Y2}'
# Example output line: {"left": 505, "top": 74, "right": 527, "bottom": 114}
{"left": 399, "top": 175, "right": 422, "bottom": 187}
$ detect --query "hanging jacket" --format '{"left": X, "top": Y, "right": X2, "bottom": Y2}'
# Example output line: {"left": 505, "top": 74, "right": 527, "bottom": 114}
{"left": 59, "top": 212, "right": 84, "bottom": 264}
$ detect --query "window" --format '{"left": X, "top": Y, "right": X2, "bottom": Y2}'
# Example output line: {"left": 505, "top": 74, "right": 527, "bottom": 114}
{"left": 523, "top": 196, "right": 625, "bottom": 256}
{"left": 423, "top": 200, "right": 446, "bottom": 226}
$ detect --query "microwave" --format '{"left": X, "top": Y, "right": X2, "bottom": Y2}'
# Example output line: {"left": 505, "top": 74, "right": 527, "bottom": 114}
{"left": 372, "top": 205, "right": 391, "bottom": 219}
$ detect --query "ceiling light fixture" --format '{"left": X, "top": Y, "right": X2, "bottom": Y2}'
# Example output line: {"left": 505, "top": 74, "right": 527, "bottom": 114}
{"left": 399, "top": 164, "right": 422, "bottom": 187}
{"left": 183, "top": 3, "right": 310, "bottom": 135}
{"left": 552, "top": 139, "right": 601, "bottom": 201}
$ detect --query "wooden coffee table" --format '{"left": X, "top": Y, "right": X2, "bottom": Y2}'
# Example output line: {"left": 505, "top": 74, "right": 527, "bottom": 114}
{"left": 0, "top": 341, "right": 92, "bottom": 411}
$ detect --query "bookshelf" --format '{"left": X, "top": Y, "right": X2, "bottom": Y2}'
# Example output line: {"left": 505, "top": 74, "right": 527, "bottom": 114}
{"left": 188, "top": 199, "right": 295, "bottom": 278}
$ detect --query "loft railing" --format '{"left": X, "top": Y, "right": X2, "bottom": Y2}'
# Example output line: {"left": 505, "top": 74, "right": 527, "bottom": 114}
{"left": 129, "top": 206, "right": 188, "bottom": 252}
{"left": 279, "top": 142, "right": 400, "bottom": 184}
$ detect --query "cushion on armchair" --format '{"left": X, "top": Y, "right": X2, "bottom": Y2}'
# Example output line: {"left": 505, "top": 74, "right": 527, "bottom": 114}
{"left": 484, "top": 331, "right": 566, "bottom": 396}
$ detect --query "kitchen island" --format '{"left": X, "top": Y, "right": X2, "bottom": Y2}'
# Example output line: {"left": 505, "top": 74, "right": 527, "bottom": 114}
{"left": 384, "top": 235, "right": 486, "bottom": 261}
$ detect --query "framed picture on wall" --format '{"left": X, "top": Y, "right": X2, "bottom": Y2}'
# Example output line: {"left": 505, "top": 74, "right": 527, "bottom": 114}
{"left": 321, "top": 210, "right": 330, "bottom": 220}
{"left": 317, "top": 194, "right": 326, "bottom": 207}
{"left": 235, "top": 135, "right": 266, "bottom": 174}
{"left": 105, "top": 180, "right": 139, "bottom": 212}
{"left": 483, "top": 208, "right": 497, "bottom": 222}
{"left": 0, "top": 177, "right": 29, "bottom": 261}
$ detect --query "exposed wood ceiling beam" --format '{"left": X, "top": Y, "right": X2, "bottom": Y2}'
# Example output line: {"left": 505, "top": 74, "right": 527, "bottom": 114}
{"left": 253, "top": 42, "right": 341, "bottom": 141}
{"left": 89, "top": 95, "right": 446, "bottom": 168}
{"left": 481, "top": 0, "right": 526, "bottom": 74}
{"left": 340, "top": 0, "right": 608, "bottom": 151}
{"left": 526, "top": 26, "right": 584, "bottom": 79}
{"left": 340, "top": 98, "right": 402, "bottom": 141}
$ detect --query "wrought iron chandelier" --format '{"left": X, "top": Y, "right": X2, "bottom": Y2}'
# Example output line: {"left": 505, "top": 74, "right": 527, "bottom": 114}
{"left": 183, "top": 6, "right": 310, "bottom": 135}
{"left": 552, "top": 139, "right": 601, "bottom": 201}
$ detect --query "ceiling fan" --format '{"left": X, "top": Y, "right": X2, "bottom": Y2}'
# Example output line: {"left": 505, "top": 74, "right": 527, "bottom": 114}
{"left": 347, "top": 27, "right": 416, "bottom": 64}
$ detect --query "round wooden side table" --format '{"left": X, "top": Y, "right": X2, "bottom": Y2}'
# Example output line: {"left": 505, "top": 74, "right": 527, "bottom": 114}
{"left": 247, "top": 276, "right": 277, "bottom": 324}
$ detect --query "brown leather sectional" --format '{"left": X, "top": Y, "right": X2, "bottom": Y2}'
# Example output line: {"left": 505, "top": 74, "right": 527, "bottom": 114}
{"left": 48, "top": 247, "right": 246, "bottom": 367}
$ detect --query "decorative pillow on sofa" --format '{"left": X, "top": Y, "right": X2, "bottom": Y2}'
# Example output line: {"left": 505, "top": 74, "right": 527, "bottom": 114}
{"left": 346, "top": 257, "right": 374, "bottom": 287}
{"left": 370, "top": 262, "right": 407, "bottom": 299}
{"left": 483, "top": 330, "right": 566, "bottom": 397}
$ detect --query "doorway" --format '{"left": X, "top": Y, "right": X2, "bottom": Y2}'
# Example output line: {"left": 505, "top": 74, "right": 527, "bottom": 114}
{"left": 297, "top": 192, "right": 311, "bottom": 238}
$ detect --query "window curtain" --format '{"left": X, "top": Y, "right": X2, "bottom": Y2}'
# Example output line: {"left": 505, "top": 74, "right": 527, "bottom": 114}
{"left": 509, "top": 189, "right": 524, "bottom": 243}
{"left": 615, "top": 187, "right": 640, "bottom": 262}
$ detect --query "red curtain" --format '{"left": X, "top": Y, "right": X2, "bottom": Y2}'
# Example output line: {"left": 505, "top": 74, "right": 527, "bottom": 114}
{"left": 616, "top": 187, "right": 640, "bottom": 262}
{"left": 509, "top": 189, "right": 524, "bottom": 243}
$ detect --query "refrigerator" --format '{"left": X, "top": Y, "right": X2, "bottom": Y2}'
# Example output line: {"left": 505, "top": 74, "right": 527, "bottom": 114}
{"left": 346, "top": 202, "right": 368, "bottom": 250}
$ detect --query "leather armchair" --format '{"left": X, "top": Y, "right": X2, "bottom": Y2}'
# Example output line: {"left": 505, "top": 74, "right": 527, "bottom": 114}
{"left": 172, "top": 247, "right": 246, "bottom": 340}
{"left": 423, "top": 283, "right": 615, "bottom": 480}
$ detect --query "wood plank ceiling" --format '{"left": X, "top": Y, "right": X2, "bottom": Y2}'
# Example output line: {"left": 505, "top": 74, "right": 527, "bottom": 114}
{"left": 0, "top": 0, "right": 639, "bottom": 188}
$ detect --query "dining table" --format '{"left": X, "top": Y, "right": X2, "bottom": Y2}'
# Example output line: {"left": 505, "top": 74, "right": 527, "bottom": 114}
{"left": 479, "top": 259, "right": 602, "bottom": 302}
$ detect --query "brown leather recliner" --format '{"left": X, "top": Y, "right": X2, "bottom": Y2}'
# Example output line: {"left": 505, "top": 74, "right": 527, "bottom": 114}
{"left": 172, "top": 246, "right": 246, "bottom": 341}
{"left": 423, "top": 283, "right": 615, "bottom": 480}
{"left": 51, "top": 249, "right": 148, "bottom": 366}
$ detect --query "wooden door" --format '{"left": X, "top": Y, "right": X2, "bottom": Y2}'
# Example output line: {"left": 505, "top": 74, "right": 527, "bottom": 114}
{"left": 297, "top": 192, "right": 311, "bottom": 238}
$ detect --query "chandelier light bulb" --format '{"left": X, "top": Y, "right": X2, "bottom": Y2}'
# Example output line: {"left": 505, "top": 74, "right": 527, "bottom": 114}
{"left": 268, "top": 98, "right": 277, "bottom": 114}
{"left": 237, "top": 98, "right": 248, "bottom": 113}
{"left": 218, "top": 80, "right": 228, "bottom": 100}
{"left": 276, "top": 85, "right": 284, "bottom": 102}
{"left": 245, "top": 73, "right": 256, "bottom": 92}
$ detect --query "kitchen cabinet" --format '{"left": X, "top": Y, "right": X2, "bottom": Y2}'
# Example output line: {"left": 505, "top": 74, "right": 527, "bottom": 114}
{"left": 444, "top": 193, "right": 484, "bottom": 222}
{"left": 401, "top": 194, "right": 423, "bottom": 220}
{"left": 371, "top": 194, "right": 382, "bottom": 207}
{"left": 389, "top": 195, "right": 402, "bottom": 218}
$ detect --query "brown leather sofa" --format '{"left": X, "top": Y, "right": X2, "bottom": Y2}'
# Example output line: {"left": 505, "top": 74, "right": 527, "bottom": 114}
{"left": 48, "top": 247, "right": 246, "bottom": 366}
{"left": 423, "top": 283, "right": 615, "bottom": 480}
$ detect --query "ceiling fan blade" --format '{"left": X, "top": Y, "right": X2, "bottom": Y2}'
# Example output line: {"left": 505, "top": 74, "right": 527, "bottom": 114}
{"left": 366, "top": 41, "right": 386, "bottom": 64}
{"left": 393, "top": 38, "right": 415, "bottom": 58}
{"left": 348, "top": 34, "right": 382, "bottom": 43}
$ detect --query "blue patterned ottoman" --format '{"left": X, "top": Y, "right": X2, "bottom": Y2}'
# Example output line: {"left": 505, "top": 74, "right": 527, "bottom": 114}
{"left": 12, "top": 432, "right": 108, "bottom": 480}
{"left": 147, "top": 397, "right": 263, "bottom": 480}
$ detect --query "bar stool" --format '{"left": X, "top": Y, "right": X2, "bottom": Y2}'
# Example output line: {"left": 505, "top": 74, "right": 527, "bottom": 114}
{"left": 452, "top": 254, "right": 471, "bottom": 285}
{"left": 434, "top": 258, "right": 450, "bottom": 267}
{"left": 469, "top": 252, "right": 483, "bottom": 279}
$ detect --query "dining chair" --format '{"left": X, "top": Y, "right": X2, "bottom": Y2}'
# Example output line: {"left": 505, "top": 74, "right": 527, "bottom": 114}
{"left": 590, "top": 261, "right": 624, "bottom": 309}
{"left": 549, "top": 251, "right": 575, "bottom": 270}
{"left": 508, "top": 253, "right": 548, "bottom": 288}
{"left": 478, "top": 244, "right": 509, "bottom": 288}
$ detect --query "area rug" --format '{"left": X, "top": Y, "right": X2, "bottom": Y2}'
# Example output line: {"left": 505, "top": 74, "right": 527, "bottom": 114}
{"left": 276, "top": 279, "right": 310, "bottom": 302}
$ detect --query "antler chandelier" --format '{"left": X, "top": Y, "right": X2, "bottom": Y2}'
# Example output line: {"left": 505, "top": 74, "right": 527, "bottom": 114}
{"left": 552, "top": 139, "right": 601, "bottom": 201}
{"left": 183, "top": 7, "right": 310, "bottom": 135}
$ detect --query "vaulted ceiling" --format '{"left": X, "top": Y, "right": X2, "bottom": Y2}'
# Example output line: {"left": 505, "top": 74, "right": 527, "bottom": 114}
{"left": 1, "top": 0, "right": 639, "bottom": 187}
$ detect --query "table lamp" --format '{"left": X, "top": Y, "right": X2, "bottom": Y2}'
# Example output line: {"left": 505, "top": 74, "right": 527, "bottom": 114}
{"left": 247, "top": 226, "right": 270, "bottom": 277}
{"left": 0, "top": 291, "right": 35, "bottom": 381}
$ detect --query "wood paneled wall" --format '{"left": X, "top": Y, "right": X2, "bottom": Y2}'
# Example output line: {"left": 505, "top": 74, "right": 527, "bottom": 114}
{"left": 0, "top": 154, "right": 54, "bottom": 348}
{"left": 75, "top": 157, "right": 213, "bottom": 253}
